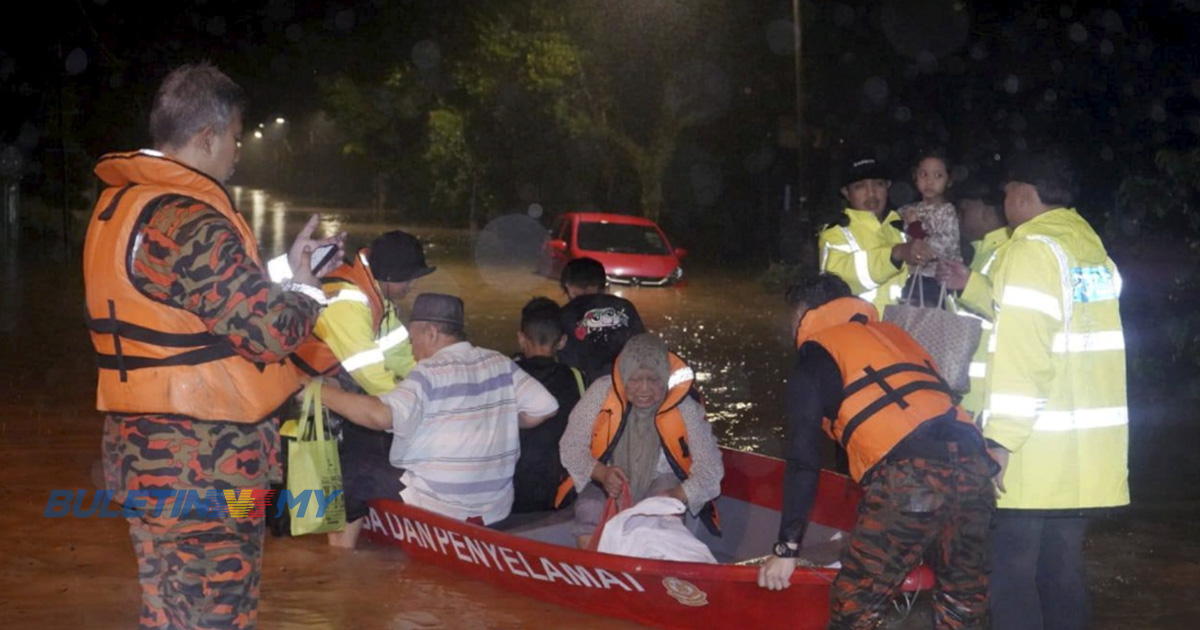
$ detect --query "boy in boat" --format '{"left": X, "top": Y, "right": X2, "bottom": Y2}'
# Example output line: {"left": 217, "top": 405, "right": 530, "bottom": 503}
{"left": 319, "top": 293, "right": 559, "bottom": 527}
{"left": 557, "top": 257, "right": 646, "bottom": 385}
{"left": 511, "top": 297, "right": 586, "bottom": 513}
{"left": 759, "top": 274, "right": 995, "bottom": 630}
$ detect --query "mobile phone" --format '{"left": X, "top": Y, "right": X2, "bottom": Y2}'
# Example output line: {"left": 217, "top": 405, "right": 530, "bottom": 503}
{"left": 310, "top": 244, "right": 339, "bottom": 272}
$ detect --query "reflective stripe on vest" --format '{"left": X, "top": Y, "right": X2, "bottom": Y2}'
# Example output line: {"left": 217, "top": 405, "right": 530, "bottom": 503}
{"left": 290, "top": 252, "right": 391, "bottom": 377}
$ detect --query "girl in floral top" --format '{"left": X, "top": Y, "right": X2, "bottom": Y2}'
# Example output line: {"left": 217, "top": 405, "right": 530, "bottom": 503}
{"left": 899, "top": 149, "right": 962, "bottom": 291}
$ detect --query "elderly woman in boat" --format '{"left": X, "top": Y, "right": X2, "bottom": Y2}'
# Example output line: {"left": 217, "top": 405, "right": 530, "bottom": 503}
{"left": 558, "top": 333, "right": 724, "bottom": 548}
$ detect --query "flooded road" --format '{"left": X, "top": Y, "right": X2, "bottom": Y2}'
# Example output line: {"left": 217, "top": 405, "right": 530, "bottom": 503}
{"left": 1, "top": 189, "right": 1198, "bottom": 629}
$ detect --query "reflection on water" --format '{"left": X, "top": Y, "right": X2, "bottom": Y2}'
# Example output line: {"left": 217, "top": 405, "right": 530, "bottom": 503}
{"left": 210, "top": 191, "right": 796, "bottom": 454}
{"left": 1, "top": 195, "right": 1197, "bottom": 629}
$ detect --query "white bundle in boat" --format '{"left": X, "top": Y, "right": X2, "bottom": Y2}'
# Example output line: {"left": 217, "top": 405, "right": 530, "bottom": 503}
{"left": 596, "top": 497, "right": 718, "bottom": 563}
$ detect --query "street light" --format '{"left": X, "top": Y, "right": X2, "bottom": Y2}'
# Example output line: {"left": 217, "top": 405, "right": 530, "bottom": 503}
{"left": 253, "top": 130, "right": 263, "bottom": 140}
{"left": 275, "top": 117, "right": 286, "bottom": 125}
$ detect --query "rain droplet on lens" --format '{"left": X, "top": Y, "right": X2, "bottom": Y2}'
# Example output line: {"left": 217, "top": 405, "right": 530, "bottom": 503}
{"left": 1003, "top": 75, "right": 1020, "bottom": 94}
{"left": 17, "top": 121, "right": 39, "bottom": 149}
{"left": 1137, "top": 41, "right": 1153, "bottom": 60}
{"left": 207, "top": 16, "right": 226, "bottom": 36}
{"left": 841, "top": 51, "right": 857, "bottom": 65}
{"left": 64, "top": 48, "right": 88, "bottom": 75}
{"left": 766, "top": 19, "right": 794, "bottom": 56}
{"left": 916, "top": 51, "right": 938, "bottom": 73}
{"left": 286, "top": 24, "right": 304, "bottom": 42}
{"left": 832, "top": 3, "right": 855, "bottom": 28}
{"left": 412, "top": 40, "right": 442, "bottom": 71}
{"left": 862, "top": 76, "right": 889, "bottom": 103}
{"left": 1123, "top": 83, "right": 1135, "bottom": 96}
{"left": 890, "top": 182, "right": 916, "bottom": 207}
{"left": 970, "top": 42, "right": 987, "bottom": 61}
{"left": 1044, "top": 89, "right": 1058, "bottom": 103}
{"left": 1100, "top": 40, "right": 1114, "bottom": 56}
{"left": 1014, "top": 137, "right": 1028, "bottom": 151}
{"left": 1036, "top": 18, "right": 1049, "bottom": 30}
{"left": 1101, "top": 146, "right": 1114, "bottom": 162}
{"left": 1059, "top": 5, "right": 1073, "bottom": 19}
{"left": 894, "top": 106, "right": 912, "bottom": 122}
{"left": 1051, "top": 59, "right": 1065, "bottom": 74}
{"left": 1068, "top": 23, "right": 1088, "bottom": 43}
{"left": 1102, "top": 9, "right": 1125, "bottom": 33}
{"left": 1150, "top": 102, "right": 1167, "bottom": 123}
{"left": 335, "top": 9, "right": 355, "bottom": 31}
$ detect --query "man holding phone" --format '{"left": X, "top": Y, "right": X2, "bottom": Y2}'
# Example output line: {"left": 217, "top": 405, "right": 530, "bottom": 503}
{"left": 86, "top": 63, "right": 343, "bottom": 630}
{"left": 291, "top": 230, "right": 436, "bottom": 548}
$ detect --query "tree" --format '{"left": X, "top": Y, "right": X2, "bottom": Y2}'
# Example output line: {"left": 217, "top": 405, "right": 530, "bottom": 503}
{"left": 425, "top": 107, "right": 489, "bottom": 230}
{"left": 321, "top": 66, "right": 439, "bottom": 213}
{"left": 460, "top": 0, "right": 730, "bottom": 222}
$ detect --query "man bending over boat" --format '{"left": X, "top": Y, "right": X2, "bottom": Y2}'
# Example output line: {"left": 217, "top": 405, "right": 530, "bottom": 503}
{"left": 557, "top": 333, "right": 723, "bottom": 549}
{"left": 758, "top": 274, "right": 995, "bottom": 630}
{"left": 321, "top": 293, "right": 559, "bottom": 529}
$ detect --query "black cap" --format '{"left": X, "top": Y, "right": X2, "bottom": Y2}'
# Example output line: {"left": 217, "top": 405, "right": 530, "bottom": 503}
{"left": 410, "top": 293, "right": 464, "bottom": 327}
{"left": 841, "top": 155, "right": 891, "bottom": 188}
{"left": 367, "top": 231, "right": 437, "bottom": 283}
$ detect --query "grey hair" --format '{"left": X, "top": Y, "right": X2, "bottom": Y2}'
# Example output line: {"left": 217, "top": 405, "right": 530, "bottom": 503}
{"left": 149, "top": 62, "right": 246, "bottom": 149}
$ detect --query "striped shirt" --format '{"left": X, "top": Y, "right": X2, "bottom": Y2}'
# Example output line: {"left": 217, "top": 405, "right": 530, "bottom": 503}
{"left": 380, "top": 342, "right": 558, "bottom": 524}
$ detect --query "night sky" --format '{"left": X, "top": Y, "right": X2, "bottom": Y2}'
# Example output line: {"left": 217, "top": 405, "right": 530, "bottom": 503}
{"left": 4, "top": 0, "right": 1200, "bottom": 238}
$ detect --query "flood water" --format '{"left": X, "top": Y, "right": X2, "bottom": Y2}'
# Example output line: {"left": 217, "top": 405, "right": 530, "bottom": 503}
{"left": 1, "top": 189, "right": 1197, "bottom": 629}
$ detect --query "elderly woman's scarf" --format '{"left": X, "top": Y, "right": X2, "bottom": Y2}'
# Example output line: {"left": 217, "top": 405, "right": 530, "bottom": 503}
{"left": 611, "top": 334, "right": 671, "bottom": 502}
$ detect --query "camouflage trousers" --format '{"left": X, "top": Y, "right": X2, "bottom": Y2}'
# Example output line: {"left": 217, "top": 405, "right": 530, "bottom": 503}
{"left": 830, "top": 451, "right": 995, "bottom": 630}
{"left": 102, "top": 414, "right": 281, "bottom": 630}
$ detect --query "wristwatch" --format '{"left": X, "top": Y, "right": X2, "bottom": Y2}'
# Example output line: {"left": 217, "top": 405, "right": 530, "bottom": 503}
{"left": 772, "top": 542, "right": 800, "bottom": 558}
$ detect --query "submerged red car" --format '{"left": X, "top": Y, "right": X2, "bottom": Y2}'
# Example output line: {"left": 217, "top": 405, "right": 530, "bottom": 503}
{"left": 539, "top": 212, "right": 687, "bottom": 286}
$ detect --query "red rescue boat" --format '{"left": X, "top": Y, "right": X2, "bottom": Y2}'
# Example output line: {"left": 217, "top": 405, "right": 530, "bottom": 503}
{"left": 363, "top": 448, "right": 933, "bottom": 630}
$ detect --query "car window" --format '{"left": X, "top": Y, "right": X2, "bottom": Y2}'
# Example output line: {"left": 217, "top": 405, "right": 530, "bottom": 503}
{"left": 576, "top": 222, "right": 671, "bottom": 255}
{"left": 551, "top": 217, "right": 566, "bottom": 241}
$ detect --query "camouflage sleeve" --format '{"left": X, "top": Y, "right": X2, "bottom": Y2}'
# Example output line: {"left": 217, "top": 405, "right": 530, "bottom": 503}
{"left": 130, "top": 196, "right": 320, "bottom": 363}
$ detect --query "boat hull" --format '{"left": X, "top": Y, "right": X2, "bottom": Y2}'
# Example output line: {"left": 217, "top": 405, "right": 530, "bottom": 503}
{"left": 362, "top": 448, "right": 927, "bottom": 629}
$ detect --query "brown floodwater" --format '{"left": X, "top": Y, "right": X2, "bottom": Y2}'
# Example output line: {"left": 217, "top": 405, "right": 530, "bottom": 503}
{"left": 1, "top": 190, "right": 1197, "bottom": 629}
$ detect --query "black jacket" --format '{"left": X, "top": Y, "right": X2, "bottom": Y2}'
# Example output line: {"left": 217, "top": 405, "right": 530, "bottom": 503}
{"left": 512, "top": 356, "right": 584, "bottom": 513}
{"left": 557, "top": 294, "right": 646, "bottom": 385}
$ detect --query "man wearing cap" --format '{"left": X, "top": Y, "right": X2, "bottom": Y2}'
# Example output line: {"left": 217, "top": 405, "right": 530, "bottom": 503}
{"left": 321, "top": 293, "right": 560, "bottom": 526}
{"left": 290, "top": 230, "right": 436, "bottom": 547}
{"left": 818, "top": 154, "right": 936, "bottom": 312}
{"left": 981, "top": 151, "right": 1128, "bottom": 630}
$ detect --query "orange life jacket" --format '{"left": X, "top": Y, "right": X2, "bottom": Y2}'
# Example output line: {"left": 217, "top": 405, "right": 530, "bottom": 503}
{"left": 555, "top": 353, "right": 721, "bottom": 535}
{"left": 82, "top": 150, "right": 300, "bottom": 423}
{"left": 795, "top": 296, "right": 879, "bottom": 348}
{"left": 290, "top": 251, "right": 385, "bottom": 377}
{"left": 799, "top": 298, "right": 975, "bottom": 481}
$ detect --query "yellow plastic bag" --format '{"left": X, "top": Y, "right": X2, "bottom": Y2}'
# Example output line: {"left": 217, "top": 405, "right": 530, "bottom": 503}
{"left": 287, "top": 380, "right": 347, "bottom": 535}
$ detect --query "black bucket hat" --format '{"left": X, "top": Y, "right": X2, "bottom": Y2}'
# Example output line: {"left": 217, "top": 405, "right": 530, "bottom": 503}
{"left": 367, "top": 231, "right": 437, "bottom": 283}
